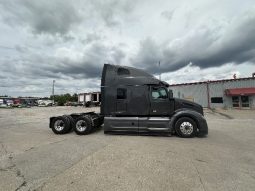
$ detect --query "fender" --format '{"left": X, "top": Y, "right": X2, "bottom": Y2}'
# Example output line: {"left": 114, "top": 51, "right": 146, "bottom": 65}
{"left": 169, "top": 109, "right": 208, "bottom": 136}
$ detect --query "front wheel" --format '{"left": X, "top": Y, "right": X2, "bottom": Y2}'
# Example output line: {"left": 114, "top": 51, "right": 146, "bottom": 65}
{"left": 175, "top": 117, "right": 197, "bottom": 138}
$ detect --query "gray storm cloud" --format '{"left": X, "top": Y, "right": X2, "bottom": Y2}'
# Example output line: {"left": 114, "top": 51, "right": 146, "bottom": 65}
{"left": 133, "top": 8, "right": 255, "bottom": 74}
{"left": 0, "top": 0, "right": 82, "bottom": 35}
{"left": 0, "top": 0, "right": 136, "bottom": 35}
{"left": 0, "top": 0, "right": 255, "bottom": 96}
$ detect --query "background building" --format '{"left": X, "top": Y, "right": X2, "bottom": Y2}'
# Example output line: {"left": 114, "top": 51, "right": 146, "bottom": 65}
{"left": 78, "top": 92, "right": 101, "bottom": 106}
{"left": 170, "top": 76, "right": 255, "bottom": 109}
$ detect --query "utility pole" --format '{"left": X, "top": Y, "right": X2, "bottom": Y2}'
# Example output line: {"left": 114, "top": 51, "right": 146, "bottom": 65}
{"left": 206, "top": 81, "right": 210, "bottom": 109}
{"left": 52, "top": 80, "right": 55, "bottom": 105}
{"left": 159, "top": 61, "right": 161, "bottom": 80}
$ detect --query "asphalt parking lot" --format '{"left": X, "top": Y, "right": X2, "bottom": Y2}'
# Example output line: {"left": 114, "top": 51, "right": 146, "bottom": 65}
{"left": 0, "top": 107, "right": 255, "bottom": 191}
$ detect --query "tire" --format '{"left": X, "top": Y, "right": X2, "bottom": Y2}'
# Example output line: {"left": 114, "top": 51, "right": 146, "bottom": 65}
{"left": 175, "top": 117, "right": 197, "bottom": 138}
{"left": 51, "top": 116, "right": 71, "bottom": 134}
{"left": 74, "top": 116, "right": 92, "bottom": 135}
{"left": 66, "top": 115, "right": 75, "bottom": 132}
{"left": 85, "top": 101, "right": 91, "bottom": 107}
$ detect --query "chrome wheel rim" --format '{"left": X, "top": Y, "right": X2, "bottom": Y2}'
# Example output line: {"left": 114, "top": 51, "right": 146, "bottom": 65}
{"left": 76, "top": 120, "right": 87, "bottom": 132}
{"left": 180, "top": 122, "right": 193, "bottom": 135}
{"left": 54, "top": 120, "right": 65, "bottom": 131}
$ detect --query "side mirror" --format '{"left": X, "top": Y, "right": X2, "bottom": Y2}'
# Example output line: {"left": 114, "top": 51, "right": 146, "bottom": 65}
{"left": 168, "top": 89, "right": 173, "bottom": 98}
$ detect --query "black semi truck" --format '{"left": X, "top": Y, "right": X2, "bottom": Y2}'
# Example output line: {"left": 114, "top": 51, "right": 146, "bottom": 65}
{"left": 49, "top": 64, "right": 208, "bottom": 138}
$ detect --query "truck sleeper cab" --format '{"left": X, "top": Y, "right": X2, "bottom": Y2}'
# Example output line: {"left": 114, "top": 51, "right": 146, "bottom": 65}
{"left": 49, "top": 64, "right": 208, "bottom": 138}
{"left": 101, "top": 64, "right": 208, "bottom": 138}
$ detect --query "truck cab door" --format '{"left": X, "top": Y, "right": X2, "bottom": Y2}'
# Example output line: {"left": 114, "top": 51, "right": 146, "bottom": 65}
{"left": 115, "top": 88, "right": 127, "bottom": 115}
{"left": 149, "top": 86, "right": 174, "bottom": 116}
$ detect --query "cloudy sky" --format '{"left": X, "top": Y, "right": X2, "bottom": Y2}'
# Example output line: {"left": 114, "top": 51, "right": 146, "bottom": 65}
{"left": 0, "top": 0, "right": 255, "bottom": 97}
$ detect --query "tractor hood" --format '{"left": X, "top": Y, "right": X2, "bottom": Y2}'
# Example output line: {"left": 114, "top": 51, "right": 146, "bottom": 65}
{"left": 174, "top": 98, "right": 204, "bottom": 115}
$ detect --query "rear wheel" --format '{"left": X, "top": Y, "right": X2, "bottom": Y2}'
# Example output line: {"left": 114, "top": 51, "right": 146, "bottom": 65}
{"left": 66, "top": 115, "right": 75, "bottom": 132}
{"left": 85, "top": 101, "right": 91, "bottom": 107}
{"left": 74, "top": 116, "right": 92, "bottom": 135}
{"left": 175, "top": 117, "right": 197, "bottom": 138}
{"left": 51, "top": 116, "right": 71, "bottom": 134}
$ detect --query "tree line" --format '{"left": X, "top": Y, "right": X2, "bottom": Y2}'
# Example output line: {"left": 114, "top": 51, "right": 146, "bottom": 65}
{"left": 50, "top": 93, "right": 78, "bottom": 106}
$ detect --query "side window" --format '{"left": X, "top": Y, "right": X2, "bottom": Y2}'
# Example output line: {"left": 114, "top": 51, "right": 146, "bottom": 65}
{"left": 152, "top": 91, "right": 160, "bottom": 99}
{"left": 117, "top": 88, "right": 127, "bottom": 99}
{"left": 151, "top": 87, "right": 168, "bottom": 99}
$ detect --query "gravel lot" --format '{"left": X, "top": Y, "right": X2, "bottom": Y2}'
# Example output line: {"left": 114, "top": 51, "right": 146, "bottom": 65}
{"left": 0, "top": 107, "right": 255, "bottom": 191}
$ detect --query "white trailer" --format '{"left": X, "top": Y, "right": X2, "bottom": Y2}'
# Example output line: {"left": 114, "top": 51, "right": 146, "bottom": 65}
{"left": 78, "top": 92, "right": 101, "bottom": 107}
